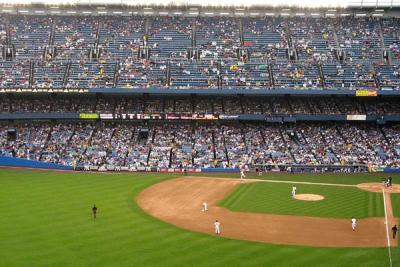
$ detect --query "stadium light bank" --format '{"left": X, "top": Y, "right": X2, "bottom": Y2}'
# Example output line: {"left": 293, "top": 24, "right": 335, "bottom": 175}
{"left": 0, "top": 0, "right": 394, "bottom": 7}
{"left": 0, "top": 0, "right": 399, "bottom": 16}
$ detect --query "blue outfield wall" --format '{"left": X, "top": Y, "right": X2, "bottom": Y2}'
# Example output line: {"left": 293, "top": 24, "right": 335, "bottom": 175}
{"left": 0, "top": 156, "right": 72, "bottom": 170}
{"left": 384, "top": 168, "right": 400, "bottom": 173}
{"left": 201, "top": 168, "right": 240, "bottom": 173}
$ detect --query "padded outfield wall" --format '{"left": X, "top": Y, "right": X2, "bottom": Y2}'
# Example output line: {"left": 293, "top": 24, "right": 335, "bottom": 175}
{"left": 0, "top": 157, "right": 72, "bottom": 170}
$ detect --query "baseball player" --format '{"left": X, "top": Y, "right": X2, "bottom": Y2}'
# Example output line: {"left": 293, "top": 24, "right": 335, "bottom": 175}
{"left": 92, "top": 204, "right": 98, "bottom": 219}
{"left": 351, "top": 217, "right": 357, "bottom": 231}
{"left": 392, "top": 225, "right": 398, "bottom": 239}
{"left": 240, "top": 168, "right": 246, "bottom": 180}
{"left": 202, "top": 202, "right": 208, "bottom": 212}
{"left": 291, "top": 185, "right": 297, "bottom": 198}
{"left": 214, "top": 220, "right": 221, "bottom": 235}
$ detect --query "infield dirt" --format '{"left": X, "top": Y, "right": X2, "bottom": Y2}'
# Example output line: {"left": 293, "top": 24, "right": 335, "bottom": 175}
{"left": 137, "top": 177, "right": 398, "bottom": 247}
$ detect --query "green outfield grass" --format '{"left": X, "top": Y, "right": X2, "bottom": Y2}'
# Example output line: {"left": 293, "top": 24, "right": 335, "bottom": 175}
{"left": 220, "top": 182, "right": 384, "bottom": 219}
{"left": 0, "top": 169, "right": 398, "bottom": 267}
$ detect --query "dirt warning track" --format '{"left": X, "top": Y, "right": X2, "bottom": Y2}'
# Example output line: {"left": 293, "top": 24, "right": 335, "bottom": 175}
{"left": 137, "top": 177, "right": 398, "bottom": 248}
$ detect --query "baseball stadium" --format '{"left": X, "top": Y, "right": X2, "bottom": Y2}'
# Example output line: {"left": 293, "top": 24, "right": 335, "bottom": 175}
{"left": 1, "top": 0, "right": 400, "bottom": 266}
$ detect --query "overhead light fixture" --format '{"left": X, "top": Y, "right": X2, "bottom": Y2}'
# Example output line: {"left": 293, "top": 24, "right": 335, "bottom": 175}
{"left": 2, "top": 9, "right": 12, "bottom": 12}
{"left": 311, "top": 13, "right": 320, "bottom": 16}
{"left": 355, "top": 13, "right": 366, "bottom": 16}
{"left": 220, "top": 12, "right": 229, "bottom": 15}
{"left": 326, "top": 13, "right": 335, "bottom": 17}
{"left": 236, "top": 12, "right": 244, "bottom": 15}
{"left": 281, "top": 13, "right": 290, "bottom": 16}
{"left": 144, "top": 11, "right": 154, "bottom": 14}
{"left": 82, "top": 11, "right": 92, "bottom": 14}
{"left": 51, "top": 10, "right": 61, "bottom": 14}
{"left": 372, "top": 13, "right": 383, "bottom": 16}
{"left": 265, "top": 12, "right": 275, "bottom": 16}
{"left": 98, "top": 11, "right": 107, "bottom": 14}
{"left": 159, "top": 11, "right": 168, "bottom": 15}
{"left": 19, "top": 10, "right": 29, "bottom": 13}
{"left": 113, "top": 11, "right": 123, "bottom": 14}
{"left": 35, "top": 10, "right": 45, "bottom": 13}
{"left": 67, "top": 11, "right": 77, "bottom": 14}
{"left": 189, "top": 12, "right": 198, "bottom": 15}
{"left": 143, "top": 7, "right": 153, "bottom": 10}
{"left": 204, "top": 12, "right": 214, "bottom": 15}
{"left": 250, "top": 12, "right": 259, "bottom": 15}
{"left": 174, "top": 12, "right": 183, "bottom": 15}
{"left": 295, "top": 12, "right": 305, "bottom": 16}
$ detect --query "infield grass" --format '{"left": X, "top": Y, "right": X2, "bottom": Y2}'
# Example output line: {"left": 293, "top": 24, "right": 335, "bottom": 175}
{"left": 220, "top": 182, "right": 384, "bottom": 219}
{"left": 391, "top": 193, "right": 400, "bottom": 218}
{"left": 0, "top": 169, "right": 397, "bottom": 267}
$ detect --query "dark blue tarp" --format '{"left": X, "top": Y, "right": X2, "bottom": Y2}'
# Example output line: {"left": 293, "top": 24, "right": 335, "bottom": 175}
{"left": 201, "top": 168, "right": 240, "bottom": 172}
{"left": 0, "top": 156, "right": 72, "bottom": 170}
{"left": 383, "top": 168, "right": 400, "bottom": 173}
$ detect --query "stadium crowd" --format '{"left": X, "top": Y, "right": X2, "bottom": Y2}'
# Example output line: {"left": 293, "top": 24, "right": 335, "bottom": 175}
{"left": 0, "top": 14, "right": 399, "bottom": 171}
{"left": 1, "top": 122, "right": 399, "bottom": 169}
{"left": 0, "top": 15, "right": 398, "bottom": 90}
{"left": 1, "top": 96, "right": 400, "bottom": 115}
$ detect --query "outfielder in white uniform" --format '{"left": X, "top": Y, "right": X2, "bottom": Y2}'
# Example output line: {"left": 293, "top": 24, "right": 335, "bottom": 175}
{"left": 240, "top": 169, "right": 246, "bottom": 180}
{"left": 291, "top": 185, "right": 297, "bottom": 198}
{"left": 351, "top": 217, "right": 357, "bottom": 231}
{"left": 202, "top": 202, "right": 208, "bottom": 212}
{"left": 214, "top": 220, "right": 221, "bottom": 235}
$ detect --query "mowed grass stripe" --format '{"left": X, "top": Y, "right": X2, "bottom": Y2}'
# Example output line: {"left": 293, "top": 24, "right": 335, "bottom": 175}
{"left": 220, "top": 182, "right": 384, "bottom": 219}
{"left": 221, "top": 182, "right": 251, "bottom": 207}
{"left": 0, "top": 169, "right": 391, "bottom": 267}
{"left": 391, "top": 193, "right": 400, "bottom": 218}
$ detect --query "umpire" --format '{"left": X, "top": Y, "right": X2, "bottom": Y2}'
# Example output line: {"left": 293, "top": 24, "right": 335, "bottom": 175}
{"left": 392, "top": 225, "right": 398, "bottom": 239}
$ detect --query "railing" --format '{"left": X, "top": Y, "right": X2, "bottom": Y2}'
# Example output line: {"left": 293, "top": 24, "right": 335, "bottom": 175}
{"left": 0, "top": 56, "right": 399, "bottom": 65}
{"left": 0, "top": 112, "right": 400, "bottom": 122}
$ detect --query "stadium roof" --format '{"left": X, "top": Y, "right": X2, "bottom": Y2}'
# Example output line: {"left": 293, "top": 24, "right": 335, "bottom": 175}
{"left": 0, "top": 0, "right": 399, "bottom": 8}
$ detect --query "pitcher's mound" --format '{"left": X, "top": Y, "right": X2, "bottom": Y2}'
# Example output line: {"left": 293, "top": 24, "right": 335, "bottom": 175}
{"left": 294, "top": 194, "right": 324, "bottom": 201}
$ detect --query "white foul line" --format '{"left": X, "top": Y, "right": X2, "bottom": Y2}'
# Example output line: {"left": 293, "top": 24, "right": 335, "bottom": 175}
{"left": 382, "top": 189, "right": 393, "bottom": 267}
